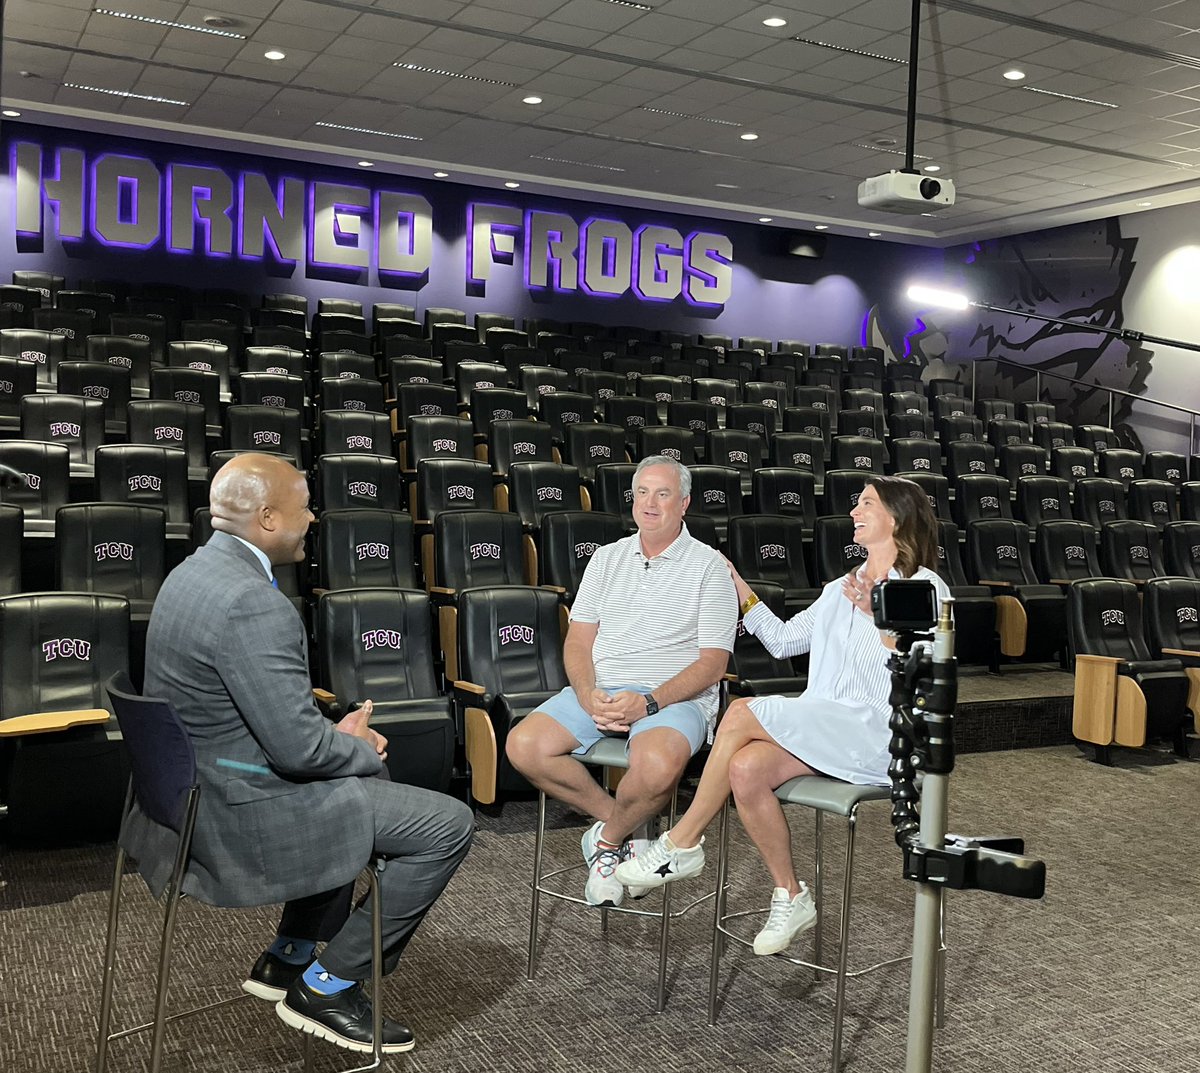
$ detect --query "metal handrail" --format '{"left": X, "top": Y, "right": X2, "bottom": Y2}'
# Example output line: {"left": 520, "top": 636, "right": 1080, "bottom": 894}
{"left": 972, "top": 356, "right": 1200, "bottom": 456}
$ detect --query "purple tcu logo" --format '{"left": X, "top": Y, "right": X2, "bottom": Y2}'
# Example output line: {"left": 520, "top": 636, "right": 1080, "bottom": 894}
{"left": 43, "top": 638, "right": 91, "bottom": 661}
{"left": 262, "top": 395, "right": 286, "bottom": 408}
{"left": 598, "top": 388, "right": 616, "bottom": 400}
{"left": 537, "top": 384, "right": 557, "bottom": 396}
{"left": 843, "top": 544, "right": 867, "bottom": 558}
{"left": 476, "top": 381, "right": 495, "bottom": 390}
{"left": 937, "top": 545, "right": 946, "bottom": 560}
{"left": 346, "top": 435, "right": 373, "bottom": 450}
{"left": 813, "top": 401, "right": 828, "bottom": 410}
{"left": 130, "top": 332, "right": 149, "bottom": 341}
{"left": 654, "top": 392, "right": 672, "bottom": 403}
{"left": 763, "top": 398, "right": 779, "bottom": 409}
{"left": 1041, "top": 498, "right": 1061, "bottom": 511}
{"left": 854, "top": 456, "right": 872, "bottom": 469}
{"left": 50, "top": 422, "right": 81, "bottom": 437}
{"left": 470, "top": 542, "right": 501, "bottom": 559}
{"left": 536, "top": 486, "right": 563, "bottom": 501}
{"left": 1168, "top": 468, "right": 1182, "bottom": 480}
{"left": 729, "top": 450, "right": 750, "bottom": 463}
{"left": 1119, "top": 467, "right": 1135, "bottom": 479}
{"left": 969, "top": 460, "right": 986, "bottom": 472}
{"left": 362, "top": 629, "right": 403, "bottom": 651}
{"left": 1005, "top": 435, "right": 1021, "bottom": 445}
{"left": 1066, "top": 546, "right": 1085, "bottom": 560}
{"left": 849, "top": 491, "right": 861, "bottom": 505}
{"left": 688, "top": 419, "right": 707, "bottom": 431}
{"left": 94, "top": 542, "right": 134, "bottom": 561}
{"left": 858, "top": 404, "right": 876, "bottom": 412}
{"left": 1071, "top": 465, "right": 1087, "bottom": 477}
{"left": 175, "top": 390, "right": 201, "bottom": 404}
{"left": 703, "top": 489, "right": 726, "bottom": 504}
{"left": 1020, "top": 463, "right": 1037, "bottom": 475}
{"left": 575, "top": 541, "right": 600, "bottom": 558}
{"left": 622, "top": 489, "right": 634, "bottom": 503}
{"left": 626, "top": 416, "right": 645, "bottom": 427}
{"left": 708, "top": 395, "right": 726, "bottom": 406}
{"left": 779, "top": 492, "right": 801, "bottom": 506}
{"left": 492, "top": 408, "right": 514, "bottom": 421}
{"left": 589, "top": 445, "right": 611, "bottom": 459}
{"left": 129, "top": 474, "right": 162, "bottom": 491}
{"left": 1153, "top": 500, "right": 1168, "bottom": 514}
{"left": 748, "top": 423, "right": 766, "bottom": 435}
{"left": 906, "top": 407, "right": 921, "bottom": 415}
{"left": 1099, "top": 500, "right": 1116, "bottom": 514}
{"left": 802, "top": 425, "right": 821, "bottom": 437}
{"left": 345, "top": 399, "right": 367, "bottom": 411}
{"left": 1051, "top": 437, "right": 1066, "bottom": 448}
{"left": 338, "top": 370, "right": 361, "bottom": 379}
{"left": 1101, "top": 609, "right": 1125, "bottom": 626}
{"left": 433, "top": 438, "right": 458, "bottom": 452}
{"left": 418, "top": 404, "right": 443, "bottom": 415}
{"left": 662, "top": 448, "right": 681, "bottom": 461}
{"left": 760, "top": 543, "right": 786, "bottom": 559}
{"left": 498, "top": 624, "right": 535, "bottom": 645}
{"left": 408, "top": 375, "right": 430, "bottom": 384}
{"left": 1192, "top": 544, "right": 1200, "bottom": 560}
{"left": 792, "top": 452, "right": 812, "bottom": 466}
{"left": 52, "top": 326, "right": 76, "bottom": 340}
{"left": 25, "top": 473, "right": 41, "bottom": 490}
{"left": 253, "top": 431, "right": 282, "bottom": 446}
{"left": 0, "top": 380, "right": 12, "bottom": 395}
{"left": 1093, "top": 441, "right": 1107, "bottom": 452}
{"left": 266, "top": 365, "right": 289, "bottom": 374}
{"left": 187, "top": 360, "right": 212, "bottom": 371}
{"left": 913, "top": 457, "right": 931, "bottom": 470}
{"left": 154, "top": 426, "right": 183, "bottom": 442}
{"left": 108, "top": 355, "right": 132, "bottom": 369}
{"left": 857, "top": 426, "right": 874, "bottom": 438}
{"left": 355, "top": 542, "right": 389, "bottom": 560}
{"left": 21, "top": 350, "right": 47, "bottom": 364}
{"left": 1177, "top": 606, "right": 1199, "bottom": 624}
{"left": 997, "top": 545, "right": 1018, "bottom": 559}
{"left": 447, "top": 484, "right": 474, "bottom": 500}
{"left": 1130, "top": 546, "right": 1149, "bottom": 560}
{"left": 513, "top": 441, "right": 537, "bottom": 455}
{"left": 981, "top": 496, "right": 1000, "bottom": 510}
{"left": 347, "top": 481, "right": 377, "bottom": 497}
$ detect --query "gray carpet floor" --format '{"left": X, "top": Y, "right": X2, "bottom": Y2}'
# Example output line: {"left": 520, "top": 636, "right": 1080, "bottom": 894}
{"left": 1, "top": 743, "right": 1196, "bottom": 1073}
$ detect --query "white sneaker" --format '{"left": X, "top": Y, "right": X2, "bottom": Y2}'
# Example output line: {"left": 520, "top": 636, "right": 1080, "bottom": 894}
{"left": 753, "top": 885, "right": 817, "bottom": 956}
{"left": 622, "top": 828, "right": 653, "bottom": 899}
{"left": 613, "top": 832, "right": 705, "bottom": 888}
{"left": 581, "top": 820, "right": 624, "bottom": 907}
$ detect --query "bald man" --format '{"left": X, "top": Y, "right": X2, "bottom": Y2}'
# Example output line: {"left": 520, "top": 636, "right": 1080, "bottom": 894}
{"left": 120, "top": 454, "right": 473, "bottom": 1054}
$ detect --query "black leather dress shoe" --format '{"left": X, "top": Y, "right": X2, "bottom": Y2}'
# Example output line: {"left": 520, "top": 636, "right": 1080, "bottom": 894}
{"left": 275, "top": 978, "right": 416, "bottom": 1054}
{"left": 241, "top": 951, "right": 307, "bottom": 1002}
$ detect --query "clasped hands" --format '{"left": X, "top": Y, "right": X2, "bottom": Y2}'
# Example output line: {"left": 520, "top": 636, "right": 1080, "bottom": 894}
{"left": 582, "top": 688, "right": 650, "bottom": 733}
{"left": 335, "top": 699, "right": 388, "bottom": 761}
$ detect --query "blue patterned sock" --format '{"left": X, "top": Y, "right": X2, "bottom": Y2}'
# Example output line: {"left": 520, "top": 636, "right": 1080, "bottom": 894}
{"left": 302, "top": 959, "right": 355, "bottom": 995}
{"left": 268, "top": 935, "right": 316, "bottom": 965}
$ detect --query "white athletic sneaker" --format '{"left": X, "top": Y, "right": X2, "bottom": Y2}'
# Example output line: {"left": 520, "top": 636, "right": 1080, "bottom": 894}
{"left": 581, "top": 820, "right": 624, "bottom": 907}
{"left": 613, "top": 831, "right": 705, "bottom": 888}
{"left": 753, "top": 885, "right": 817, "bottom": 956}
{"left": 622, "top": 828, "right": 653, "bottom": 900}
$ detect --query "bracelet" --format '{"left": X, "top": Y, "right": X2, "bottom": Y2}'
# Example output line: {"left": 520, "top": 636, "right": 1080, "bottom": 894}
{"left": 739, "top": 593, "right": 760, "bottom": 617}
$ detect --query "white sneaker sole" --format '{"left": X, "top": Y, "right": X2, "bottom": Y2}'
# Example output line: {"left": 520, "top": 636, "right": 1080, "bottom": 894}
{"left": 241, "top": 978, "right": 287, "bottom": 1002}
{"left": 752, "top": 905, "right": 818, "bottom": 956}
{"left": 274, "top": 999, "right": 416, "bottom": 1054}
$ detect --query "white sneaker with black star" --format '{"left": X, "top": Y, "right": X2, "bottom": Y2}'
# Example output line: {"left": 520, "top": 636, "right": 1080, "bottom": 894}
{"left": 753, "top": 884, "right": 817, "bottom": 956}
{"left": 613, "top": 831, "right": 705, "bottom": 888}
{"left": 622, "top": 827, "right": 653, "bottom": 899}
{"left": 581, "top": 820, "right": 624, "bottom": 907}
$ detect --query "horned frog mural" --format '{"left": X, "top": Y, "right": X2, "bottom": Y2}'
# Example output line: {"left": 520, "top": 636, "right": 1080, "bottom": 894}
{"left": 864, "top": 218, "right": 1152, "bottom": 450}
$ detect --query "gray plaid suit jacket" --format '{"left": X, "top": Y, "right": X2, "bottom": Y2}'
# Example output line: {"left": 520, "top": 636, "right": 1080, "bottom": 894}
{"left": 121, "top": 531, "right": 383, "bottom": 907}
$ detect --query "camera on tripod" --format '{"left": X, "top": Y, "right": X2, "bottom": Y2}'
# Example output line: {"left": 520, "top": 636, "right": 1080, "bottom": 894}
{"left": 871, "top": 578, "right": 938, "bottom": 634}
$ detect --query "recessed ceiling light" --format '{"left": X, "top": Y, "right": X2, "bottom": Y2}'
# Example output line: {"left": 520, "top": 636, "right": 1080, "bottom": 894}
{"left": 1137, "top": 200, "right": 1153, "bottom": 207}
{"left": 92, "top": 9, "right": 246, "bottom": 39}
{"left": 63, "top": 82, "right": 188, "bottom": 105}
{"left": 1003, "top": 69, "right": 1026, "bottom": 81}
{"left": 740, "top": 132, "right": 759, "bottom": 141}
{"left": 504, "top": 181, "right": 520, "bottom": 188}
{"left": 434, "top": 171, "right": 449, "bottom": 178}
{"left": 314, "top": 121, "right": 421, "bottom": 142}
{"left": 522, "top": 95, "right": 543, "bottom": 105}
{"left": 758, "top": 216, "right": 773, "bottom": 222}
{"left": 814, "top": 224, "right": 829, "bottom": 230}
{"left": 868, "top": 231, "right": 882, "bottom": 237}
{"left": 357, "top": 161, "right": 374, "bottom": 168}
{"left": 2, "top": 109, "right": 21, "bottom": 118}
{"left": 715, "top": 182, "right": 739, "bottom": 189}
{"left": 264, "top": 49, "right": 286, "bottom": 61}
{"left": 762, "top": 17, "right": 788, "bottom": 28}
{"left": 923, "top": 164, "right": 941, "bottom": 173}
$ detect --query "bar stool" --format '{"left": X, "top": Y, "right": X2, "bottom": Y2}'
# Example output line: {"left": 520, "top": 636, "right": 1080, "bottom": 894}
{"left": 707, "top": 775, "right": 945, "bottom": 1073}
{"left": 527, "top": 737, "right": 713, "bottom": 1012}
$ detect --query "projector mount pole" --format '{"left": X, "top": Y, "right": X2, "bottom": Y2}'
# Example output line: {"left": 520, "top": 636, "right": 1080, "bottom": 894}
{"left": 903, "top": 0, "right": 922, "bottom": 174}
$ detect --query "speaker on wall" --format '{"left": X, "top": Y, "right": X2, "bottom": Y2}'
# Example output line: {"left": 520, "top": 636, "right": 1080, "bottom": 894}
{"left": 781, "top": 231, "right": 827, "bottom": 259}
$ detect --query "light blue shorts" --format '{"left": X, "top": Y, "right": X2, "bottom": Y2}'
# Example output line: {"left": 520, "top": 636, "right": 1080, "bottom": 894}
{"left": 536, "top": 684, "right": 708, "bottom": 757}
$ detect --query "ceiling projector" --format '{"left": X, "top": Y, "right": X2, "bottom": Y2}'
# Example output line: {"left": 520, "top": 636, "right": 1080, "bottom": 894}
{"left": 857, "top": 170, "right": 955, "bottom": 213}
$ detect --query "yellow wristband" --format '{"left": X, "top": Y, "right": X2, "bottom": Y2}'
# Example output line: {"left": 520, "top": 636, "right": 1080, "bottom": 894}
{"left": 740, "top": 593, "right": 760, "bottom": 617}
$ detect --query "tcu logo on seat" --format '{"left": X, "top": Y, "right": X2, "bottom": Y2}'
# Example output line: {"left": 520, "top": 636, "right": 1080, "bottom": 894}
{"left": 654, "top": 392, "right": 672, "bottom": 403}
{"left": 575, "top": 541, "right": 599, "bottom": 558}
{"left": 1020, "top": 463, "right": 1037, "bottom": 475}
{"left": 661, "top": 448, "right": 681, "bottom": 460}
{"left": 346, "top": 435, "right": 373, "bottom": 449}
{"left": 1041, "top": 498, "right": 1060, "bottom": 511}
{"left": 1130, "top": 546, "right": 1149, "bottom": 560}
{"left": 688, "top": 420, "right": 706, "bottom": 431}
{"left": 708, "top": 396, "right": 726, "bottom": 406}
{"left": 347, "top": 481, "right": 377, "bottom": 497}
{"left": 1006, "top": 435, "right": 1021, "bottom": 446}
{"left": 729, "top": 450, "right": 749, "bottom": 463}
{"left": 997, "top": 545, "right": 1018, "bottom": 559}
{"left": 174, "top": 390, "right": 201, "bottom": 404}
{"left": 338, "top": 371, "right": 361, "bottom": 379}
{"left": 492, "top": 409, "right": 514, "bottom": 422}
{"left": 763, "top": 399, "right": 778, "bottom": 409}
{"left": 1101, "top": 609, "right": 1125, "bottom": 626}
{"left": 968, "top": 460, "right": 986, "bottom": 472}
{"left": 906, "top": 407, "right": 921, "bottom": 415}
{"left": 622, "top": 489, "right": 634, "bottom": 503}
{"left": 626, "top": 416, "right": 645, "bottom": 427}
{"left": 345, "top": 399, "right": 367, "bottom": 411}
{"left": 43, "top": 638, "right": 91, "bottom": 661}
{"left": 0, "top": 380, "right": 12, "bottom": 395}
{"left": 537, "top": 384, "right": 557, "bottom": 396}
{"left": 980, "top": 496, "right": 1000, "bottom": 510}
{"left": 434, "top": 438, "right": 458, "bottom": 452}
{"left": 52, "top": 327, "right": 76, "bottom": 340}
{"left": 418, "top": 404, "right": 442, "bottom": 415}
{"left": 498, "top": 624, "right": 534, "bottom": 645}
{"left": 108, "top": 355, "right": 132, "bottom": 369}
{"left": 1178, "top": 607, "right": 1199, "bottom": 624}
{"left": 589, "top": 445, "right": 611, "bottom": 459}
{"left": 912, "top": 457, "right": 930, "bottom": 470}
{"left": 154, "top": 426, "right": 183, "bottom": 442}
{"left": 857, "top": 427, "right": 873, "bottom": 438}
{"left": 1070, "top": 465, "right": 1087, "bottom": 477}
{"left": 187, "top": 360, "right": 212, "bottom": 371}
{"left": 1065, "top": 545, "right": 1085, "bottom": 560}
{"left": 843, "top": 544, "right": 867, "bottom": 558}
{"left": 362, "top": 629, "right": 402, "bottom": 651}
{"left": 812, "top": 401, "right": 828, "bottom": 410}
{"left": 950, "top": 408, "right": 965, "bottom": 417}
{"left": 95, "top": 542, "right": 134, "bottom": 561}
{"left": 130, "top": 333, "right": 149, "bottom": 342}
{"left": 266, "top": 365, "right": 288, "bottom": 374}
{"left": 536, "top": 486, "right": 563, "bottom": 501}
{"left": 476, "top": 381, "right": 495, "bottom": 390}
{"left": 926, "top": 495, "right": 937, "bottom": 508}
{"left": 1051, "top": 437, "right": 1066, "bottom": 448}
{"left": 854, "top": 456, "right": 871, "bottom": 469}
{"left": 262, "top": 395, "right": 286, "bottom": 408}
{"left": 598, "top": 388, "right": 616, "bottom": 400}
{"left": 1119, "top": 467, "right": 1135, "bottom": 478}
{"left": 129, "top": 474, "right": 162, "bottom": 491}
{"left": 355, "top": 542, "right": 389, "bottom": 560}
{"left": 792, "top": 452, "right": 812, "bottom": 466}
{"left": 1168, "top": 468, "right": 1182, "bottom": 480}
{"left": 50, "top": 422, "right": 81, "bottom": 437}
{"left": 21, "top": 350, "right": 47, "bottom": 363}
{"left": 703, "top": 489, "right": 725, "bottom": 504}
{"left": 748, "top": 423, "right": 766, "bottom": 435}
{"left": 471, "top": 542, "right": 501, "bottom": 559}
{"left": 25, "top": 473, "right": 41, "bottom": 490}
{"left": 802, "top": 425, "right": 820, "bottom": 437}
{"left": 1153, "top": 500, "right": 1168, "bottom": 514}
{"left": 779, "top": 492, "right": 801, "bottom": 506}
{"left": 937, "top": 545, "right": 946, "bottom": 561}
{"left": 409, "top": 375, "right": 430, "bottom": 384}
{"left": 1099, "top": 500, "right": 1116, "bottom": 514}
{"left": 513, "top": 442, "right": 537, "bottom": 455}
{"left": 760, "top": 544, "right": 786, "bottom": 559}
{"left": 253, "top": 431, "right": 281, "bottom": 446}
{"left": 447, "top": 484, "right": 474, "bottom": 500}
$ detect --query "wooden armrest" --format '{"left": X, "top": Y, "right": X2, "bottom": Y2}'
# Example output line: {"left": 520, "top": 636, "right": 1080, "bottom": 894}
{"left": 311, "top": 587, "right": 329, "bottom": 598}
{"left": 1074, "top": 653, "right": 1121, "bottom": 666}
{"left": 0, "top": 708, "right": 111, "bottom": 737}
{"left": 539, "top": 584, "right": 567, "bottom": 595}
{"left": 453, "top": 680, "right": 486, "bottom": 695}
{"left": 1160, "top": 647, "right": 1200, "bottom": 660}
{"left": 1049, "top": 578, "right": 1073, "bottom": 586}
{"left": 429, "top": 586, "right": 457, "bottom": 597}
{"left": 312, "top": 688, "right": 336, "bottom": 704}
{"left": 977, "top": 578, "right": 1013, "bottom": 588}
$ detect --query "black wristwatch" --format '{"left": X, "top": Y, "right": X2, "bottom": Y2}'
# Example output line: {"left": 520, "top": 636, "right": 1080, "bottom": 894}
{"left": 644, "top": 694, "right": 660, "bottom": 717}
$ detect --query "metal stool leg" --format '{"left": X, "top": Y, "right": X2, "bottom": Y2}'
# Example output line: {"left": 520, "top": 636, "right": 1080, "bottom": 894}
{"left": 340, "top": 865, "right": 385, "bottom": 1073}
{"left": 706, "top": 798, "right": 732, "bottom": 1025}
{"left": 654, "top": 790, "right": 679, "bottom": 1013}
{"left": 94, "top": 840, "right": 128, "bottom": 1073}
{"left": 830, "top": 806, "right": 860, "bottom": 1073}
{"left": 813, "top": 809, "right": 825, "bottom": 981}
{"left": 526, "top": 791, "right": 547, "bottom": 980}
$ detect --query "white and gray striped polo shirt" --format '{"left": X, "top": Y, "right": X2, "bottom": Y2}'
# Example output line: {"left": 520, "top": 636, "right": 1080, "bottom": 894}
{"left": 570, "top": 524, "right": 737, "bottom": 719}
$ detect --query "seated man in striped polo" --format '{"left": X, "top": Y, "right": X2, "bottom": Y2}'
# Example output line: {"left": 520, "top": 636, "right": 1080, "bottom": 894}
{"left": 506, "top": 455, "right": 737, "bottom": 906}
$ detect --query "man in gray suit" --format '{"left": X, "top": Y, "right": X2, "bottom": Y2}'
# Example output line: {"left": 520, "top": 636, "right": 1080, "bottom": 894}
{"left": 123, "top": 453, "right": 473, "bottom": 1054}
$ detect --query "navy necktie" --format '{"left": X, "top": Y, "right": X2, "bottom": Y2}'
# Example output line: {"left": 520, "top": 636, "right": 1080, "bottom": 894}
{"left": 271, "top": 576, "right": 279, "bottom": 589}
